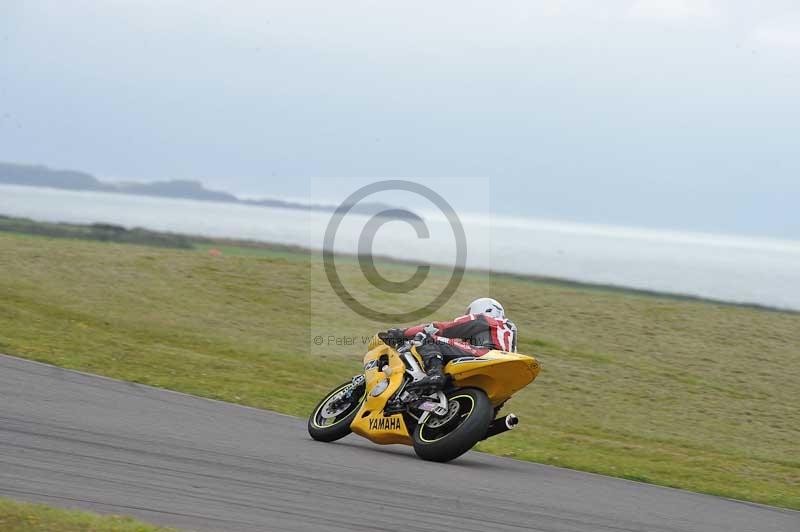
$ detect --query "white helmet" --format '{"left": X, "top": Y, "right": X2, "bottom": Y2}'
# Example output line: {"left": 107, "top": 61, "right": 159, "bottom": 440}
{"left": 466, "top": 298, "right": 505, "bottom": 319}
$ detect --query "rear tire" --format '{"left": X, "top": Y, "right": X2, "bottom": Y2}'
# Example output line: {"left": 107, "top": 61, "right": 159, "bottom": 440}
{"left": 308, "top": 381, "right": 365, "bottom": 443}
{"left": 412, "top": 388, "right": 492, "bottom": 462}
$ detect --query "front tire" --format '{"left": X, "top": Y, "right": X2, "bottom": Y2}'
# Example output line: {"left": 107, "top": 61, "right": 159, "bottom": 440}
{"left": 308, "top": 381, "right": 365, "bottom": 442}
{"left": 412, "top": 388, "right": 492, "bottom": 462}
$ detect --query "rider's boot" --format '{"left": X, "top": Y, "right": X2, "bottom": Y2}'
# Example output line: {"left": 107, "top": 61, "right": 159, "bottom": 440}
{"left": 409, "top": 355, "right": 445, "bottom": 390}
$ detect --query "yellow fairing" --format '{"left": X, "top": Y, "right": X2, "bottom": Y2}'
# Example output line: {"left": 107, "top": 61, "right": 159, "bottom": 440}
{"left": 350, "top": 341, "right": 540, "bottom": 445}
{"left": 350, "top": 343, "right": 414, "bottom": 445}
{"left": 445, "top": 350, "right": 540, "bottom": 406}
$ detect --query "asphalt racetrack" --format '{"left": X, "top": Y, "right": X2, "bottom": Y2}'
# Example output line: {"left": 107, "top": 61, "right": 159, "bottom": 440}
{"left": 1, "top": 354, "right": 797, "bottom": 532}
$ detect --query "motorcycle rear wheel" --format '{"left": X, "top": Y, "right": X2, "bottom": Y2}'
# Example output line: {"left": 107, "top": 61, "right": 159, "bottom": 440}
{"left": 308, "top": 381, "right": 365, "bottom": 442}
{"left": 412, "top": 388, "right": 492, "bottom": 462}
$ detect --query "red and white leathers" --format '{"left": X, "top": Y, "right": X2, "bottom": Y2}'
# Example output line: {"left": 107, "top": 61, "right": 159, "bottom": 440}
{"left": 403, "top": 313, "right": 518, "bottom": 360}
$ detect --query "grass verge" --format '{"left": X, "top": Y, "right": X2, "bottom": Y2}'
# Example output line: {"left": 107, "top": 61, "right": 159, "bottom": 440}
{"left": 0, "top": 498, "right": 176, "bottom": 532}
{"left": 0, "top": 230, "right": 798, "bottom": 510}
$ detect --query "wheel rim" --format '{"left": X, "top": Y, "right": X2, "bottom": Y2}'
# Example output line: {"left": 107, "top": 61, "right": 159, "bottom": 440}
{"left": 312, "top": 383, "right": 365, "bottom": 429}
{"left": 418, "top": 394, "right": 475, "bottom": 443}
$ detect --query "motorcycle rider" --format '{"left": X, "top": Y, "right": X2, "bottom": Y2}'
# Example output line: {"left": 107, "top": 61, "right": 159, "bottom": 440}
{"left": 382, "top": 297, "right": 517, "bottom": 390}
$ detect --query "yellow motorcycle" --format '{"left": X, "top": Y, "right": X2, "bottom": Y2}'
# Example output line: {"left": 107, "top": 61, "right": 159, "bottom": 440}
{"left": 308, "top": 333, "right": 540, "bottom": 462}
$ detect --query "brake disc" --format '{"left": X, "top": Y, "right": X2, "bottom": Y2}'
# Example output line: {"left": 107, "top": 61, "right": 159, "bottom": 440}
{"left": 320, "top": 390, "right": 352, "bottom": 419}
{"left": 426, "top": 399, "right": 460, "bottom": 428}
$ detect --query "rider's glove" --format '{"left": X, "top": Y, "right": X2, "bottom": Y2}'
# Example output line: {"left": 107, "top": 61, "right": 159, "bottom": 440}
{"left": 381, "top": 328, "right": 406, "bottom": 346}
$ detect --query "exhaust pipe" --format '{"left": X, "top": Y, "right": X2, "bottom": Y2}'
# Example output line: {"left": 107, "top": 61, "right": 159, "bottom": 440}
{"left": 483, "top": 413, "right": 519, "bottom": 440}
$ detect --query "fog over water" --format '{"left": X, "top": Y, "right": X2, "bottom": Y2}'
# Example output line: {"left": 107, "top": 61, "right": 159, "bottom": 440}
{"left": 3, "top": 184, "right": 799, "bottom": 311}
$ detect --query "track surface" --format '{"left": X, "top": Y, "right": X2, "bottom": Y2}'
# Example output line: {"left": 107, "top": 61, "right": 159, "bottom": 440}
{"left": 0, "top": 355, "right": 797, "bottom": 532}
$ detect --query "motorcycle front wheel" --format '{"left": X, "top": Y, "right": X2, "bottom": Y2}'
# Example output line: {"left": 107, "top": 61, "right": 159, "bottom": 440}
{"left": 307, "top": 381, "right": 366, "bottom": 442}
{"left": 412, "top": 387, "right": 492, "bottom": 462}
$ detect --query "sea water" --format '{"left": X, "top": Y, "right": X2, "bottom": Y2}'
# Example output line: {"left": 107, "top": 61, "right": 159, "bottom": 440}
{"left": 2, "top": 184, "right": 799, "bottom": 311}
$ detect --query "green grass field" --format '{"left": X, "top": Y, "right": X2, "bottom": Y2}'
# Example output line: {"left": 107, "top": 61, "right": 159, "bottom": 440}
{"left": 1, "top": 230, "right": 799, "bottom": 511}
{"left": 0, "top": 498, "right": 175, "bottom": 532}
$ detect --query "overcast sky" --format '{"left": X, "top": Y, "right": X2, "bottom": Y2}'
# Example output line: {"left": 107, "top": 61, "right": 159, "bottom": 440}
{"left": 1, "top": 1, "right": 798, "bottom": 238}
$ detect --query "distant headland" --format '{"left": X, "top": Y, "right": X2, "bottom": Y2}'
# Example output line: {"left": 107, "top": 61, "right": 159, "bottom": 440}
{"left": 0, "top": 161, "right": 412, "bottom": 218}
